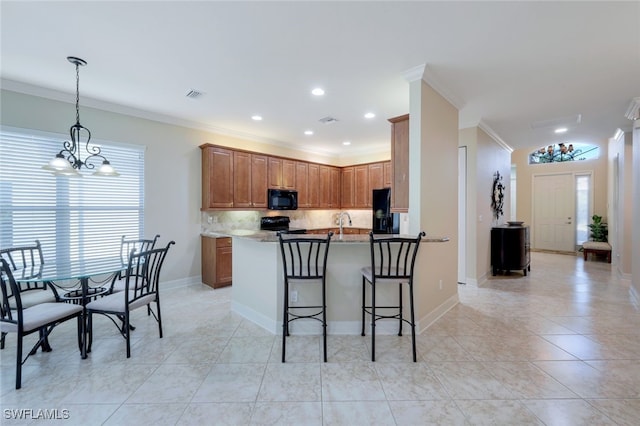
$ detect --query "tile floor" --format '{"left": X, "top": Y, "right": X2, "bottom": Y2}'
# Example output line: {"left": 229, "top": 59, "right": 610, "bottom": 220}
{"left": 1, "top": 252, "right": 639, "bottom": 425}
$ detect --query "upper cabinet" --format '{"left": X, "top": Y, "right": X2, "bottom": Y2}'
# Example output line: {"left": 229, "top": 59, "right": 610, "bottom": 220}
{"left": 268, "top": 157, "right": 296, "bottom": 190}
{"left": 201, "top": 144, "right": 391, "bottom": 211}
{"left": 389, "top": 114, "right": 409, "bottom": 212}
{"left": 201, "top": 145, "right": 234, "bottom": 209}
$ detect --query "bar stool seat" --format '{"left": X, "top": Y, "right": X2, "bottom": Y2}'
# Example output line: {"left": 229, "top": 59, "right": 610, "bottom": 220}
{"left": 361, "top": 231, "right": 425, "bottom": 362}
{"left": 278, "top": 232, "right": 333, "bottom": 362}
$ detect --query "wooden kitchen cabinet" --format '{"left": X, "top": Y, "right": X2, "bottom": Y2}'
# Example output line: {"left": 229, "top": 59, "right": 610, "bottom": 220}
{"left": 369, "top": 162, "right": 385, "bottom": 192}
{"left": 233, "top": 152, "right": 268, "bottom": 208}
{"left": 201, "top": 236, "right": 232, "bottom": 288}
{"left": 295, "top": 161, "right": 310, "bottom": 208}
{"left": 307, "top": 163, "right": 320, "bottom": 207}
{"left": 341, "top": 166, "right": 355, "bottom": 208}
{"left": 354, "top": 165, "right": 369, "bottom": 208}
{"left": 319, "top": 165, "right": 340, "bottom": 208}
{"left": 268, "top": 157, "right": 296, "bottom": 189}
{"left": 389, "top": 114, "right": 409, "bottom": 212}
{"left": 384, "top": 161, "right": 392, "bottom": 188}
{"left": 201, "top": 145, "right": 234, "bottom": 209}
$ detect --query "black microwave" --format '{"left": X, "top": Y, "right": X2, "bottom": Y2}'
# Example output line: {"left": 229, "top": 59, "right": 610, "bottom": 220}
{"left": 268, "top": 189, "right": 298, "bottom": 210}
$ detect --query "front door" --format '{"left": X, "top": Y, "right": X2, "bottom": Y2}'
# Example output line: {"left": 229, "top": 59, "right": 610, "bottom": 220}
{"left": 533, "top": 173, "right": 575, "bottom": 252}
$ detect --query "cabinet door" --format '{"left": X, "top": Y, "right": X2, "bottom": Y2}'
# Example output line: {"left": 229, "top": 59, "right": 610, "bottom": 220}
{"left": 383, "top": 161, "right": 392, "bottom": 188}
{"left": 201, "top": 236, "right": 216, "bottom": 287}
{"left": 233, "top": 151, "right": 252, "bottom": 208}
{"left": 268, "top": 157, "right": 283, "bottom": 188}
{"left": 354, "top": 165, "right": 369, "bottom": 208}
{"left": 202, "top": 146, "right": 234, "bottom": 209}
{"left": 251, "top": 154, "right": 268, "bottom": 208}
{"left": 319, "top": 165, "right": 331, "bottom": 208}
{"left": 295, "top": 161, "right": 309, "bottom": 208}
{"left": 215, "top": 238, "right": 233, "bottom": 286}
{"left": 341, "top": 166, "right": 354, "bottom": 208}
{"left": 389, "top": 114, "right": 409, "bottom": 212}
{"left": 282, "top": 159, "right": 296, "bottom": 189}
{"left": 308, "top": 163, "right": 320, "bottom": 208}
{"left": 330, "top": 167, "right": 341, "bottom": 208}
{"left": 369, "top": 162, "right": 384, "bottom": 192}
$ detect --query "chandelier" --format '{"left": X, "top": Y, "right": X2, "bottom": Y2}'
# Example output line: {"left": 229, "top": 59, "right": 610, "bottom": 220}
{"left": 43, "top": 56, "right": 119, "bottom": 177}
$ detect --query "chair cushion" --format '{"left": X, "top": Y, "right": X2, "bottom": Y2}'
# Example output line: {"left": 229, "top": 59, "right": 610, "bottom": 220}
{"left": 361, "top": 266, "right": 409, "bottom": 284}
{"left": 0, "top": 302, "right": 82, "bottom": 333}
{"left": 8, "top": 289, "right": 58, "bottom": 309}
{"left": 582, "top": 241, "right": 611, "bottom": 250}
{"left": 86, "top": 291, "right": 156, "bottom": 313}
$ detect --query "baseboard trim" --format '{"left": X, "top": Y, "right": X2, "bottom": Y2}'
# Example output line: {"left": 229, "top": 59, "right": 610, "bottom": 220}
{"left": 161, "top": 275, "right": 202, "bottom": 290}
{"left": 417, "top": 294, "right": 460, "bottom": 334}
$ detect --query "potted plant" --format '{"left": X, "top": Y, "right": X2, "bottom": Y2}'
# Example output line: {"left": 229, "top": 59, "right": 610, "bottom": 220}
{"left": 587, "top": 214, "right": 608, "bottom": 242}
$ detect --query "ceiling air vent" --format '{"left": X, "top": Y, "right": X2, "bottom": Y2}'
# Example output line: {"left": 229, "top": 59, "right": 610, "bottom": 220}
{"left": 319, "top": 116, "right": 339, "bottom": 124}
{"left": 185, "top": 89, "right": 204, "bottom": 99}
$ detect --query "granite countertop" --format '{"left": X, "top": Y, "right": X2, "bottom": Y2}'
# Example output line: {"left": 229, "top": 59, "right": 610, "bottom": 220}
{"left": 202, "top": 229, "right": 449, "bottom": 243}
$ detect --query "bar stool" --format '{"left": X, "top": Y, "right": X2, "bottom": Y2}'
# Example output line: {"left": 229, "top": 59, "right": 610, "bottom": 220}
{"left": 361, "top": 231, "right": 425, "bottom": 361}
{"left": 278, "top": 232, "right": 333, "bottom": 362}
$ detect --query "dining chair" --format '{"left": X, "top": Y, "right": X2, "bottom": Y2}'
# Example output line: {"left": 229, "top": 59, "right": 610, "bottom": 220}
{"left": 0, "top": 259, "right": 84, "bottom": 389}
{"left": 108, "top": 234, "right": 161, "bottom": 294}
{"left": 361, "top": 231, "right": 425, "bottom": 361}
{"left": 278, "top": 232, "right": 333, "bottom": 362}
{"left": 85, "top": 241, "right": 175, "bottom": 358}
{"left": 0, "top": 240, "right": 61, "bottom": 350}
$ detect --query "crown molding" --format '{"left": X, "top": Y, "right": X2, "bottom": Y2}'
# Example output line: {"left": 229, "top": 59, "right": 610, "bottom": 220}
{"left": 1, "top": 78, "right": 342, "bottom": 160}
{"left": 401, "top": 64, "right": 465, "bottom": 111}
{"left": 478, "top": 120, "right": 513, "bottom": 152}
{"left": 625, "top": 97, "right": 640, "bottom": 120}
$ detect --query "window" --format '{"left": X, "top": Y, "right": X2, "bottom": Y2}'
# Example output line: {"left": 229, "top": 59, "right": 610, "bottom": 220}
{"left": 575, "top": 173, "right": 592, "bottom": 245}
{"left": 0, "top": 127, "right": 145, "bottom": 264}
{"left": 529, "top": 142, "right": 600, "bottom": 164}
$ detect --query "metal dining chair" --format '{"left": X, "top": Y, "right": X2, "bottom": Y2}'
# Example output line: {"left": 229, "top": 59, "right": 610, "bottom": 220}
{"left": 85, "top": 241, "right": 175, "bottom": 358}
{"left": 278, "top": 232, "right": 333, "bottom": 362}
{"left": 0, "top": 259, "right": 84, "bottom": 389}
{"left": 108, "top": 234, "right": 161, "bottom": 294}
{"left": 361, "top": 231, "right": 425, "bottom": 361}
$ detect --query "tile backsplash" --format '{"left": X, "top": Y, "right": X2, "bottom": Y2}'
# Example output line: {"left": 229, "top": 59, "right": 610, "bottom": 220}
{"left": 201, "top": 210, "right": 373, "bottom": 233}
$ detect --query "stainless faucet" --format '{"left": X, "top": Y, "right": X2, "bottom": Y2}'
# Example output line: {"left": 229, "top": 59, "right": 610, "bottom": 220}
{"left": 338, "top": 211, "right": 352, "bottom": 236}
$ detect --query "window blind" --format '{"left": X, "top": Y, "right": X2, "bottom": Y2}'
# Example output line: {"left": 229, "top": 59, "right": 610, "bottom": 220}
{"left": 0, "top": 127, "right": 145, "bottom": 264}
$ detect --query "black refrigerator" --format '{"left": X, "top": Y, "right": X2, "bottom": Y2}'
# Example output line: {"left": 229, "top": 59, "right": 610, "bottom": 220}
{"left": 372, "top": 188, "right": 400, "bottom": 234}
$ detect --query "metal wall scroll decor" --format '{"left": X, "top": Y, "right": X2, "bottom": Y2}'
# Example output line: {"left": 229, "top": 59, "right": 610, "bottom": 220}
{"left": 491, "top": 171, "right": 504, "bottom": 220}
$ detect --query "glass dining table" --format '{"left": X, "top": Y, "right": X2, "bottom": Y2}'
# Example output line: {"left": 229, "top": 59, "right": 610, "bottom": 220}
{"left": 13, "top": 257, "right": 126, "bottom": 358}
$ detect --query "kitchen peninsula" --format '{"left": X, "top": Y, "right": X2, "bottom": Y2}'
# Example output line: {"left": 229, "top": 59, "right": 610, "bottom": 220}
{"left": 203, "top": 229, "right": 448, "bottom": 335}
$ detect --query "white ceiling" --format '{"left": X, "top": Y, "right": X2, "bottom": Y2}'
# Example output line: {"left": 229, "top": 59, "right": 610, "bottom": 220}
{"left": 1, "top": 1, "right": 639, "bottom": 158}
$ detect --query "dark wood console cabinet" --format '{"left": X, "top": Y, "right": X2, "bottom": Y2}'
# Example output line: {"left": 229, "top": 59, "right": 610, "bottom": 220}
{"left": 491, "top": 225, "right": 530, "bottom": 276}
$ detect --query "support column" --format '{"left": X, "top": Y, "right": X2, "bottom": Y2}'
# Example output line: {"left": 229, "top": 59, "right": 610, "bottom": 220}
{"left": 402, "top": 65, "right": 460, "bottom": 329}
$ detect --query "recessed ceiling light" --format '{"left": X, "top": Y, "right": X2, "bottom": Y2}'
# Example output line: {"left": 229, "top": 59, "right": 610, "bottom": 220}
{"left": 364, "top": 112, "right": 375, "bottom": 119}
{"left": 304, "top": 130, "right": 314, "bottom": 136}
{"left": 555, "top": 127, "right": 568, "bottom": 133}
{"left": 251, "top": 115, "right": 263, "bottom": 121}
{"left": 342, "top": 141, "right": 351, "bottom": 146}
{"left": 311, "top": 88, "right": 325, "bottom": 96}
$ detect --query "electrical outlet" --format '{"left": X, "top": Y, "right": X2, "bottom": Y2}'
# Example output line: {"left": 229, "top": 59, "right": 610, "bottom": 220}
{"left": 207, "top": 216, "right": 213, "bottom": 224}
{"left": 212, "top": 216, "right": 218, "bottom": 223}
{"left": 290, "top": 290, "right": 298, "bottom": 302}
{"left": 439, "top": 279, "right": 443, "bottom": 290}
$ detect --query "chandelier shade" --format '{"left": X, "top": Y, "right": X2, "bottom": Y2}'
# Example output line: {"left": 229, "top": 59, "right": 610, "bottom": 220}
{"left": 43, "top": 56, "right": 119, "bottom": 177}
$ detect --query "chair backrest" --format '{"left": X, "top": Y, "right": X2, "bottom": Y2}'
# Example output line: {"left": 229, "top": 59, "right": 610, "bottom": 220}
{"left": 278, "top": 233, "right": 333, "bottom": 280}
{"left": 124, "top": 241, "right": 174, "bottom": 305}
{"left": 0, "top": 241, "right": 44, "bottom": 271}
{"left": 1, "top": 259, "right": 22, "bottom": 326}
{"left": 368, "top": 231, "right": 425, "bottom": 281}
{"left": 120, "top": 234, "right": 160, "bottom": 264}
{"left": 0, "top": 241, "right": 46, "bottom": 292}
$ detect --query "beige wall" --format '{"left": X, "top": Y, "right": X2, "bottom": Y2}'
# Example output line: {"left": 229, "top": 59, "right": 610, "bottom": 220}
{"left": 459, "top": 126, "right": 512, "bottom": 283}
{"left": 407, "top": 79, "right": 459, "bottom": 327}
{"left": 608, "top": 131, "right": 633, "bottom": 277}
{"left": 511, "top": 141, "right": 609, "bottom": 248}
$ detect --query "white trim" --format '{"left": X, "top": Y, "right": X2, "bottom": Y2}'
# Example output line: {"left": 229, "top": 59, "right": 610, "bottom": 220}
{"left": 231, "top": 300, "right": 278, "bottom": 334}
{"left": 478, "top": 121, "right": 513, "bottom": 152}
{"left": 417, "top": 294, "right": 459, "bottom": 334}
{"left": 160, "top": 275, "right": 202, "bottom": 291}
{"left": 422, "top": 65, "right": 466, "bottom": 110}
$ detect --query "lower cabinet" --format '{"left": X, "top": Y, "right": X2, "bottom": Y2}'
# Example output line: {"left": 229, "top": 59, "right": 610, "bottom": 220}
{"left": 202, "top": 236, "right": 232, "bottom": 288}
{"left": 491, "top": 226, "right": 530, "bottom": 276}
